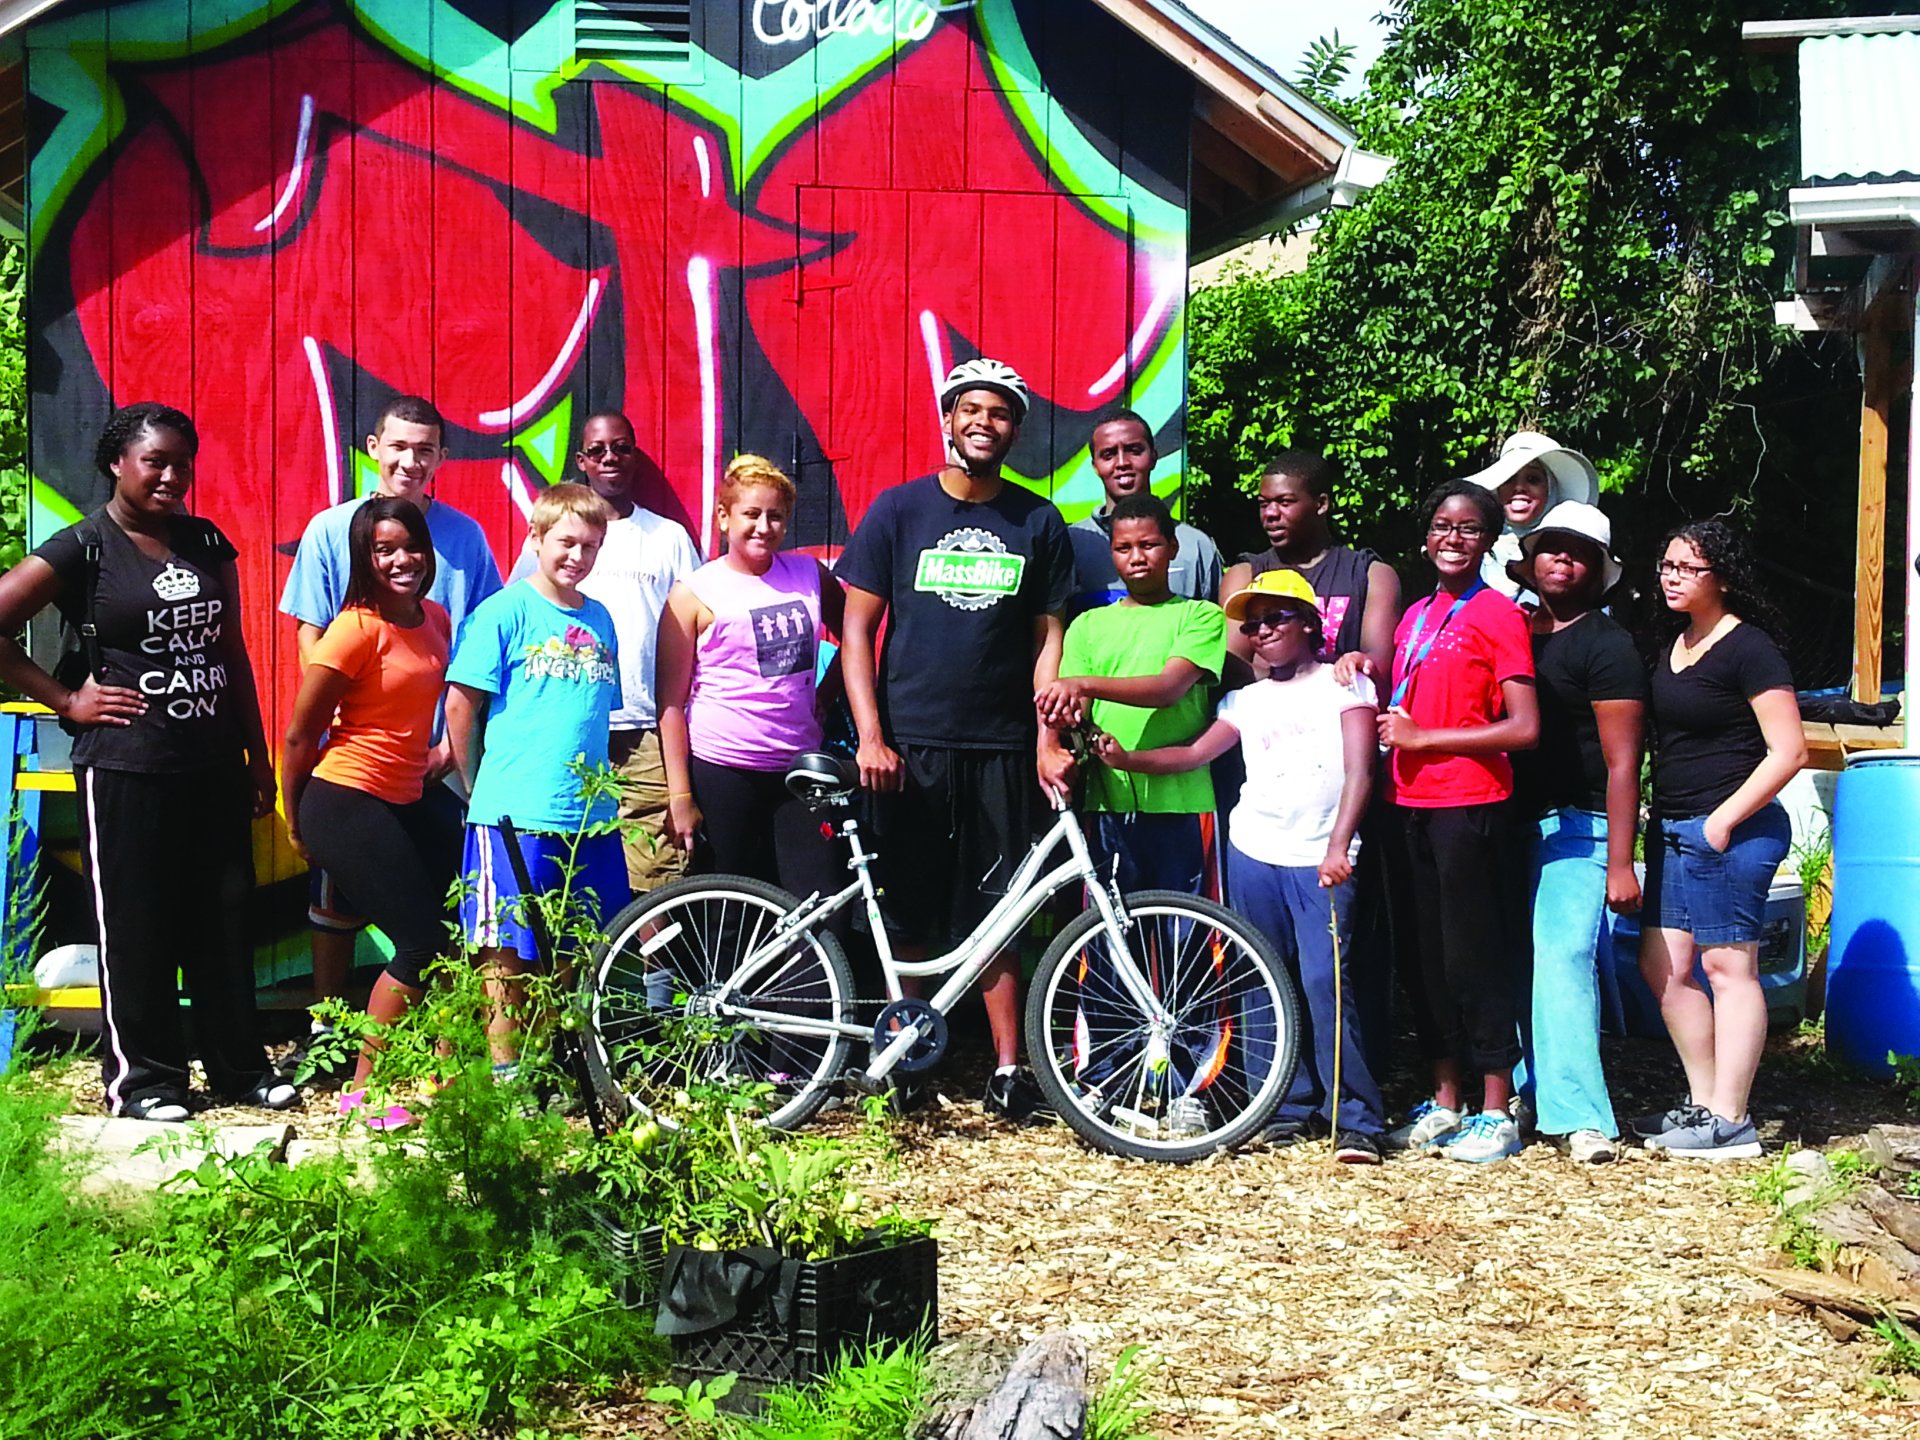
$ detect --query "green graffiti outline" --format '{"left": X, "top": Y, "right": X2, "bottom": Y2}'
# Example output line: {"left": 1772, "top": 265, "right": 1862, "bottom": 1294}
{"left": 26, "top": 0, "right": 1188, "bottom": 521}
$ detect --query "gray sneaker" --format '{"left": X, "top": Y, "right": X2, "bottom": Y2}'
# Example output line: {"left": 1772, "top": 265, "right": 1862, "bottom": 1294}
{"left": 1648, "top": 1114, "right": 1762, "bottom": 1161}
{"left": 1384, "top": 1101, "right": 1461, "bottom": 1153}
{"left": 1630, "top": 1101, "right": 1708, "bottom": 1141}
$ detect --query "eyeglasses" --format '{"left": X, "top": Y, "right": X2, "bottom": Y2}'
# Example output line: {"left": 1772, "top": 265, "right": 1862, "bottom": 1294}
{"left": 1427, "top": 521, "right": 1488, "bottom": 541}
{"left": 1656, "top": 560, "right": 1714, "bottom": 579}
{"left": 1240, "top": 612, "right": 1310, "bottom": 636}
{"left": 582, "top": 440, "right": 636, "bottom": 460}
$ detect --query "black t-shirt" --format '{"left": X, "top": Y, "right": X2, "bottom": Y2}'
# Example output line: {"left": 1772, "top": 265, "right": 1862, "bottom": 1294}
{"left": 1650, "top": 621, "right": 1795, "bottom": 818}
{"left": 835, "top": 474, "right": 1075, "bottom": 749}
{"left": 1513, "top": 611, "right": 1647, "bottom": 816}
{"left": 33, "top": 511, "right": 246, "bottom": 773}
{"left": 1242, "top": 544, "right": 1377, "bottom": 661}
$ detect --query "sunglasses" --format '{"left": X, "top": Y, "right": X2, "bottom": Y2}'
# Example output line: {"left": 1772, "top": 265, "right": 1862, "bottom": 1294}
{"left": 582, "top": 439, "right": 637, "bottom": 460}
{"left": 1240, "top": 610, "right": 1312, "bottom": 636}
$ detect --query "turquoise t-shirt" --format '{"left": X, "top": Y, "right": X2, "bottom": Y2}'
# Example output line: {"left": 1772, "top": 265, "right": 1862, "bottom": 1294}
{"left": 1061, "top": 596, "right": 1226, "bottom": 814}
{"left": 448, "top": 582, "right": 620, "bottom": 833}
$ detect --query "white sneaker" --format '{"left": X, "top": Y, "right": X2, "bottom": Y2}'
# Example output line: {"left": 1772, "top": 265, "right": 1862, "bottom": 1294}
{"left": 1444, "top": 1112, "right": 1522, "bottom": 1164}
{"left": 1567, "top": 1129, "right": 1616, "bottom": 1165}
{"left": 1384, "top": 1100, "right": 1461, "bottom": 1152}
{"left": 1166, "top": 1096, "right": 1209, "bottom": 1138}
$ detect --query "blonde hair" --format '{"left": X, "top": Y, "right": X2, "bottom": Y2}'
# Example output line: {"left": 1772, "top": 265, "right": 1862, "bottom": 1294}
{"left": 718, "top": 453, "right": 796, "bottom": 510}
{"left": 530, "top": 481, "right": 615, "bottom": 537}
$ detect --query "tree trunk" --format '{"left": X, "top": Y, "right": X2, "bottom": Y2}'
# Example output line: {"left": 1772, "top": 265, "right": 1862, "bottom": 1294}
{"left": 921, "top": 1335, "right": 1089, "bottom": 1440}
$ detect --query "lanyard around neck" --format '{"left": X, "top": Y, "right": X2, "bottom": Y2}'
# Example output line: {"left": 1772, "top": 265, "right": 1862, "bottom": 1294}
{"left": 1390, "top": 579, "right": 1484, "bottom": 709}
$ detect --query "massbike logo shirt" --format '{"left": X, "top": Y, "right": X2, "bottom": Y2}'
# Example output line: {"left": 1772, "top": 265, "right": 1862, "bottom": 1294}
{"left": 835, "top": 474, "right": 1075, "bottom": 750}
{"left": 913, "top": 527, "right": 1028, "bottom": 612}
{"left": 31, "top": 512, "right": 246, "bottom": 774}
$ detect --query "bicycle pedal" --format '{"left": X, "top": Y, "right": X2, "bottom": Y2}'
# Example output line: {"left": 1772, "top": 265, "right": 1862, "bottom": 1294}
{"left": 840, "top": 1068, "right": 890, "bottom": 1097}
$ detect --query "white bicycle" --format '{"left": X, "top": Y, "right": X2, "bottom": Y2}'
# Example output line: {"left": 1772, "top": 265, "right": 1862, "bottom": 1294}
{"left": 580, "top": 747, "right": 1301, "bottom": 1162}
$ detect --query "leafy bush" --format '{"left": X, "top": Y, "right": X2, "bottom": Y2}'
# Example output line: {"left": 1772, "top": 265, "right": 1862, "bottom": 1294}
{"left": 0, "top": 240, "right": 23, "bottom": 572}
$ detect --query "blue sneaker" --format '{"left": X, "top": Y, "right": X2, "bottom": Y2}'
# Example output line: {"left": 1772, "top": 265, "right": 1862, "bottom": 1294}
{"left": 1443, "top": 1111, "right": 1522, "bottom": 1164}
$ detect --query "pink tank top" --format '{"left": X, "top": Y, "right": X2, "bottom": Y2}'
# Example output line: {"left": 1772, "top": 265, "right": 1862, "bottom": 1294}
{"left": 686, "top": 551, "right": 823, "bottom": 770}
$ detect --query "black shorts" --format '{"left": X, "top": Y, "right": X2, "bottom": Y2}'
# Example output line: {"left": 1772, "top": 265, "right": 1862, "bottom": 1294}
{"left": 861, "top": 743, "right": 1044, "bottom": 949}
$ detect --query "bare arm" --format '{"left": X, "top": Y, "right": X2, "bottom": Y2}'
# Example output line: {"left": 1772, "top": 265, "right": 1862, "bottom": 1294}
{"left": 215, "top": 560, "right": 277, "bottom": 818}
{"left": 1380, "top": 677, "right": 1539, "bottom": 756}
{"left": 840, "top": 585, "right": 899, "bottom": 792}
{"left": 1096, "top": 717, "right": 1240, "bottom": 774}
{"left": 1594, "top": 698, "right": 1645, "bottom": 912}
{"left": 0, "top": 555, "right": 148, "bottom": 725}
{"left": 280, "top": 662, "right": 353, "bottom": 860}
{"left": 296, "top": 620, "right": 326, "bottom": 668}
{"left": 1221, "top": 561, "right": 1254, "bottom": 663}
{"left": 1035, "top": 656, "right": 1210, "bottom": 727}
{"left": 816, "top": 560, "right": 845, "bottom": 640}
{"left": 655, "top": 582, "right": 708, "bottom": 852}
{"left": 1320, "top": 705, "right": 1377, "bottom": 887}
{"left": 1031, "top": 612, "right": 1073, "bottom": 800}
{"left": 445, "top": 683, "right": 491, "bottom": 795}
{"left": 1703, "top": 688, "right": 1808, "bottom": 850}
{"left": 1351, "top": 560, "right": 1401, "bottom": 684}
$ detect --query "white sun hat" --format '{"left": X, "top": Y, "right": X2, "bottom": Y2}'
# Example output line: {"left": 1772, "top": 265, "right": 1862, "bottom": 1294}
{"left": 1512, "top": 500, "right": 1623, "bottom": 596}
{"left": 1464, "top": 431, "right": 1599, "bottom": 509}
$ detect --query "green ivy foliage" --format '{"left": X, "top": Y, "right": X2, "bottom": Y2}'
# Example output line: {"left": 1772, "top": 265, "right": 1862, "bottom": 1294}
{"left": 0, "top": 241, "right": 23, "bottom": 571}
{"left": 1187, "top": 0, "right": 1846, "bottom": 560}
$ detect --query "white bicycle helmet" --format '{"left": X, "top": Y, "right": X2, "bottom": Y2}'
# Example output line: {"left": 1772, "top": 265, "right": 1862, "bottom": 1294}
{"left": 939, "top": 358, "right": 1030, "bottom": 423}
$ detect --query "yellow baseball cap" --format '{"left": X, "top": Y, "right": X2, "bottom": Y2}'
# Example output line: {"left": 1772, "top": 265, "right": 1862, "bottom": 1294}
{"left": 1224, "top": 569, "right": 1318, "bottom": 622}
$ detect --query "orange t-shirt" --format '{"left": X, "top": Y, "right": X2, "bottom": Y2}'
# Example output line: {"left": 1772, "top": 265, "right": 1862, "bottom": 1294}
{"left": 310, "top": 602, "right": 451, "bottom": 804}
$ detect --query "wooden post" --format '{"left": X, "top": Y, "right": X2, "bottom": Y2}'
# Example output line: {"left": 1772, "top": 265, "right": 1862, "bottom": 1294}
{"left": 1855, "top": 296, "right": 1892, "bottom": 705}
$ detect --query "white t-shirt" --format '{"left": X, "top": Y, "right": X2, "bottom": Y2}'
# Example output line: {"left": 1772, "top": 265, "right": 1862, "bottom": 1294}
{"left": 511, "top": 506, "right": 700, "bottom": 728}
{"left": 1216, "top": 665, "right": 1378, "bottom": 867}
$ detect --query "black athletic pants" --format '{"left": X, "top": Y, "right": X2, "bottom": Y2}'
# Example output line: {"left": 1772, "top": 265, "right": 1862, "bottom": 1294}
{"left": 77, "top": 764, "right": 272, "bottom": 1110}
{"left": 688, "top": 756, "right": 844, "bottom": 915}
{"left": 298, "top": 776, "right": 461, "bottom": 989}
{"left": 1389, "top": 801, "right": 1524, "bottom": 1074}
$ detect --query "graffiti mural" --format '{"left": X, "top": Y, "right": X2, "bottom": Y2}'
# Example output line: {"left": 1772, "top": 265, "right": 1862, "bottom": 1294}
{"left": 26, "top": 0, "right": 1191, "bottom": 763}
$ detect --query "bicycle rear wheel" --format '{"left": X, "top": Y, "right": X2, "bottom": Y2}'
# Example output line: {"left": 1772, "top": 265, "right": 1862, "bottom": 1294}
{"left": 581, "top": 874, "right": 855, "bottom": 1130}
{"left": 1025, "top": 889, "right": 1300, "bottom": 1162}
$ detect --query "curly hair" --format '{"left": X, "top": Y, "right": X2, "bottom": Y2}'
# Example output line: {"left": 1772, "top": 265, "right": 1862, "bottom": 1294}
{"left": 1418, "top": 478, "right": 1502, "bottom": 538}
{"left": 343, "top": 496, "right": 437, "bottom": 612}
{"left": 1660, "top": 519, "right": 1785, "bottom": 638}
{"left": 94, "top": 402, "right": 198, "bottom": 479}
{"left": 1261, "top": 449, "right": 1339, "bottom": 499}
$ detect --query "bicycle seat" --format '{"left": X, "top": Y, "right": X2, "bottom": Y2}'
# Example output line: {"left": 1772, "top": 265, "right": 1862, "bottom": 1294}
{"left": 785, "top": 749, "right": 858, "bottom": 808}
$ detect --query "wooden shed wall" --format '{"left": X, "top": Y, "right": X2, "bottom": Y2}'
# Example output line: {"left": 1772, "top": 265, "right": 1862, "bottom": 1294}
{"left": 22, "top": 0, "right": 1193, "bottom": 888}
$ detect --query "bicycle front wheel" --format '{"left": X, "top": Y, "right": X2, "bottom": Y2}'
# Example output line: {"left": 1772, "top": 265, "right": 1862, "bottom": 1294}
{"left": 1026, "top": 889, "right": 1300, "bottom": 1162}
{"left": 581, "top": 874, "right": 855, "bottom": 1130}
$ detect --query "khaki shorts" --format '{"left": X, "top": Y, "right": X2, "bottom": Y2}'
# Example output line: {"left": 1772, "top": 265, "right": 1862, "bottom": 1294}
{"left": 609, "top": 727, "right": 687, "bottom": 892}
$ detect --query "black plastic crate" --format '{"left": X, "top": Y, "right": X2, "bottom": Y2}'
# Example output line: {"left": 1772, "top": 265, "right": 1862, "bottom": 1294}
{"left": 587, "top": 1209, "right": 666, "bottom": 1311}
{"left": 667, "top": 1235, "right": 937, "bottom": 1408}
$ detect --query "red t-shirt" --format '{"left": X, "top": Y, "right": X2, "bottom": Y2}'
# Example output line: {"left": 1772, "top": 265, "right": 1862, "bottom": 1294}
{"left": 1387, "top": 587, "right": 1533, "bottom": 808}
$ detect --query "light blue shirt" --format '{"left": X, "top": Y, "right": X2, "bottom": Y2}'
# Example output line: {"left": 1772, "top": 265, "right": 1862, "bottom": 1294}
{"left": 447, "top": 582, "right": 620, "bottom": 833}
{"left": 279, "top": 496, "right": 503, "bottom": 649}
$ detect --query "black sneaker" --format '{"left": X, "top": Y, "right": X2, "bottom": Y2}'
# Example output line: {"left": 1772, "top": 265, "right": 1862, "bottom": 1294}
{"left": 1629, "top": 1101, "right": 1709, "bottom": 1141}
{"left": 887, "top": 1074, "right": 934, "bottom": 1117}
{"left": 982, "top": 1068, "right": 1053, "bottom": 1124}
{"left": 1259, "top": 1116, "right": 1312, "bottom": 1147}
{"left": 239, "top": 1080, "right": 300, "bottom": 1112}
{"left": 1333, "top": 1130, "right": 1383, "bottom": 1165}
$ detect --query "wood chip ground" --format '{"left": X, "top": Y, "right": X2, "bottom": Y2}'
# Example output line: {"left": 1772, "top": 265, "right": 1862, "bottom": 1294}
{"left": 38, "top": 1026, "right": 1920, "bottom": 1435}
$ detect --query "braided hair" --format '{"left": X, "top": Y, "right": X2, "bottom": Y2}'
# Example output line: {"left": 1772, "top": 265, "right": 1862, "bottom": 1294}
{"left": 93, "top": 402, "right": 198, "bottom": 479}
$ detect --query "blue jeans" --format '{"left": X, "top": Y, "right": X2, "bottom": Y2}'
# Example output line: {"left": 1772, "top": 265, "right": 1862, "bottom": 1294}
{"left": 1516, "top": 808, "right": 1618, "bottom": 1138}
{"left": 1086, "top": 812, "right": 1207, "bottom": 896}
{"left": 1644, "top": 803, "right": 1790, "bottom": 945}
{"left": 1226, "top": 849, "right": 1384, "bottom": 1135}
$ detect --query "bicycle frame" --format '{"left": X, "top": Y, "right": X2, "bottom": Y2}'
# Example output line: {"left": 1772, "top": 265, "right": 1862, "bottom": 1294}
{"left": 698, "top": 795, "right": 1176, "bottom": 1083}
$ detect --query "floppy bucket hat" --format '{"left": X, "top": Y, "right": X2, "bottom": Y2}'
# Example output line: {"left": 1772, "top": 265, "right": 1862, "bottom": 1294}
{"left": 1224, "top": 569, "right": 1318, "bottom": 622}
{"left": 1464, "top": 431, "right": 1599, "bottom": 509}
{"left": 1512, "top": 500, "right": 1623, "bottom": 595}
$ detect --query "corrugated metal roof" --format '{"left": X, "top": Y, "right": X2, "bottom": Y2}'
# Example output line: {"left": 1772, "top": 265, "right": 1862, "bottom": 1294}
{"left": 1800, "top": 32, "right": 1920, "bottom": 183}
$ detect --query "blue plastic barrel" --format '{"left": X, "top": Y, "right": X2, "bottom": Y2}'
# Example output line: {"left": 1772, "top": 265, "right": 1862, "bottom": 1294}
{"left": 1827, "top": 750, "right": 1920, "bottom": 1076}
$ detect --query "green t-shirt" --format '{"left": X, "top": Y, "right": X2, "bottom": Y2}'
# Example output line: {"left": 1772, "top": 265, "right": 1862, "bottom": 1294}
{"left": 1061, "top": 596, "right": 1226, "bottom": 814}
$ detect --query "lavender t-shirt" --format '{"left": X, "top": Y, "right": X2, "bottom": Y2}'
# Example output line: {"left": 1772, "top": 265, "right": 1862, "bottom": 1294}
{"left": 686, "top": 552, "right": 823, "bottom": 770}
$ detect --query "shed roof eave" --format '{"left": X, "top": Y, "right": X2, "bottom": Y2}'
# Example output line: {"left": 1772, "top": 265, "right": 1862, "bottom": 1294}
{"left": 1191, "top": 147, "right": 1392, "bottom": 264}
{"left": 1743, "top": 16, "right": 1920, "bottom": 45}
{"left": 1790, "top": 181, "right": 1920, "bottom": 230}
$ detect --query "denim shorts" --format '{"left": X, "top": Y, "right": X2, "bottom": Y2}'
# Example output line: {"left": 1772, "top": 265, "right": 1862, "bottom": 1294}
{"left": 1642, "top": 802, "right": 1789, "bottom": 945}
